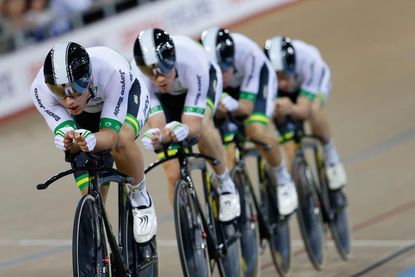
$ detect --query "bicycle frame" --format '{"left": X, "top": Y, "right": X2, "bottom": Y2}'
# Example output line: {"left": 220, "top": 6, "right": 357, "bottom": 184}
{"left": 37, "top": 152, "right": 152, "bottom": 277}
{"left": 144, "top": 145, "right": 237, "bottom": 273}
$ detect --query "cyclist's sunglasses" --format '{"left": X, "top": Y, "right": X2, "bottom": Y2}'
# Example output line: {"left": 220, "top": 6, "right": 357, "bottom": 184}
{"left": 276, "top": 70, "right": 294, "bottom": 79}
{"left": 47, "top": 75, "right": 92, "bottom": 99}
{"left": 138, "top": 64, "right": 171, "bottom": 77}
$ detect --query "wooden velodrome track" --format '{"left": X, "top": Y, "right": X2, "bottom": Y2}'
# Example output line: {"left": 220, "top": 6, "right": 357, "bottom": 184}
{"left": 1, "top": 0, "right": 414, "bottom": 276}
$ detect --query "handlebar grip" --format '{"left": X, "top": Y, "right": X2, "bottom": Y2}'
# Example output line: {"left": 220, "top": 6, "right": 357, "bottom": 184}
{"left": 37, "top": 183, "right": 48, "bottom": 190}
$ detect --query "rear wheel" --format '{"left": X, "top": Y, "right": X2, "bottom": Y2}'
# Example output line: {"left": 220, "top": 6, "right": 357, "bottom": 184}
{"left": 232, "top": 168, "right": 260, "bottom": 277}
{"left": 261, "top": 167, "right": 291, "bottom": 276}
{"left": 292, "top": 158, "right": 326, "bottom": 270}
{"left": 73, "top": 194, "right": 111, "bottom": 277}
{"left": 174, "top": 180, "right": 210, "bottom": 277}
{"left": 319, "top": 168, "right": 351, "bottom": 260}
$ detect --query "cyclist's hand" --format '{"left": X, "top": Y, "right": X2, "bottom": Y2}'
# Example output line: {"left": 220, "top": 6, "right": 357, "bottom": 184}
{"left": 141, "top": 128, "right": 161, "bottom": 151}
{"left": 220, "top": 93, "right": 239, "bottom": 113}
{"left": 165, "top": 121, "right": 189, "bottom": 142}
{"left": 276, "top": 97, "right": 294, "bottom": 117}
{"left": 54, "top": 126, "right": 75, "bottom": 150}
{"left": 74, "top": 129, "right": 96, "bottom": 152}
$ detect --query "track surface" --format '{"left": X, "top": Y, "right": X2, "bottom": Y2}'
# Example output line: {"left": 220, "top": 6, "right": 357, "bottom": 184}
{"left": 1, "top": 0, "right": 415, "bottom": 276}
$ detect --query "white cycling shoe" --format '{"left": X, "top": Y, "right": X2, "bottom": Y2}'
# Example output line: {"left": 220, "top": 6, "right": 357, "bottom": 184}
{"left": 218, "top": 192, "right": 241, "bottom": 222}
{"left": 326, "top": 163, "right": 347, "bottom": 190}
{"left": 132, "top": 198, "right": 157, "bottom": 243}
{"left": 277, "top": 180, "right": 298, "bottom": 216}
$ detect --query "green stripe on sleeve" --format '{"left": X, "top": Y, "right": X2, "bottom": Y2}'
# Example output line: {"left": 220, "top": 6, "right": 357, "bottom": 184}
{"left": 99, "top": 118, "right": 122, "bottom": 133}
{"left": 54, "top": 120, "right": 76, "bottom": 135}
{"left": 299, "top": 90, "right": 316, "bottom": 101}
{"left": 240, "top": 91, "right": 257, "bottom": 102}
{"left": 184, "top": 106, "right": 205, "bottom": 116}
{"left": 149, "top": 105, "right": 163, "bottom": 115}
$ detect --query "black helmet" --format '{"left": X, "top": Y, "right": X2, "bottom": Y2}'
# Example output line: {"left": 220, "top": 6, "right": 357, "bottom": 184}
{"left": 264, "top": 36, "right": 296, "bottom": 75}
{"left": 44, "top": 42, "right": 92, "bottom": 98}
{"left": 200, "top": 27, "right": 235, "bottom": 70}
{"left": 133, "top": 28, "right": 176, "bottom": 76}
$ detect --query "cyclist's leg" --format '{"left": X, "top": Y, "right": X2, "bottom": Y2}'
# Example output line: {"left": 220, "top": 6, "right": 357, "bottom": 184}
{"left": 161, "top": 159, "right": 181, "bottom": 206}
{"left": 309, "top": 89, "right": 347, "bottom": 190}
{"left": 282, "top": 141, "right": 296, "bottom": 173}
{"left": 112, "top": 79, "right": 156, "bottom": 243}
{"left": 198, "top": 108, "right": 241, "bottom": 222}
{"left": 244, "top": 64, "right": 297, "bottom": 215}
{"left": 199, "top": 67, "right": 240, "bottom": 222}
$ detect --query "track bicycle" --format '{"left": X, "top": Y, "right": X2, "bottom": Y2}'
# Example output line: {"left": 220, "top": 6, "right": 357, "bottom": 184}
{"left": 37, "top": 150, "right": 158, "bottom": 277}
{"left": 278, "top": 118, "right": 351, "bottom": 270}
{"left": 225, "top": 130, "right": 292, "bottom": 277}
{"left": 144, "top": 141, "right": 242, "bottom": 277}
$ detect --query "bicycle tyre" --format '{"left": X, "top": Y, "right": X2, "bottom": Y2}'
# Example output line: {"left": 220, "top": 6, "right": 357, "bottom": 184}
{"left": 261, "top": 168, "right": 291, "bottom": 276}
{"left": 73, "top": 194, "right": 110, "bottom": 277}
{"left": 292, "top": 158, "right": 326, "bottom": 270}
{"left": 218, "top": 221, "right": 243, "bottom": 277}
{"left": 319, "top": 170, "right": 351, "bottom": 260}
{"left": 174, "top": 179, "right": 210, "bottom": 277}
{"left": 232, "top": 168, "right": 261, "bottom": 277}
{"left": 124, "top": 208, "right": 159, "bottom": 276}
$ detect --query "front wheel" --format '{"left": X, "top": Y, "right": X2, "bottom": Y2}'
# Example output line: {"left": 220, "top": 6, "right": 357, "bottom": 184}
{"left": 232, "top": 168, "right": 261, "bottom": 277}
{"left": 323, "top": 185, "right": 351, "bottom": 260}
{"left": 261, "top": 168, "right": 291, "bottom": 276}
{"left": 73, "top": 194, "right": 110, "bottom": 277}
{"left": 292, "top": 158, "right": 326, "bottom": 270}
{"left": 174, "top": 180, "right": 210, "bottom": 277}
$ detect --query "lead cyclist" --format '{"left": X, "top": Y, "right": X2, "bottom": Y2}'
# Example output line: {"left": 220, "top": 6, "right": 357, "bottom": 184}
{"left": 30, "top": 42, "right": 157, "bottom": 243}
{"left": 264, "top": 36, "right": 347, "bottom": 190}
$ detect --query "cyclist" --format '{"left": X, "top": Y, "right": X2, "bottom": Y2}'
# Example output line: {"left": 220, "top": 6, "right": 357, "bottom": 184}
{"left": 199, "top": 27, "right": 298, "bottom": 216}
{"left": 133, "top": 28, "right": 241, "bottom": 222}
{"left": 30, "top": 42, "right": 157, "bottom": 243}
{"left": 264, "top": 36, "right": 347, "bottom": 190}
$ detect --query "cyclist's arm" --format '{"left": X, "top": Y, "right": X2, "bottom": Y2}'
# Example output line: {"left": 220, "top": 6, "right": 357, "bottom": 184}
{"left": 182, "top": 114, "right": 202, "bottom": 140}
{"left": 234, "top": 53, "right": 262, "bottom": 118}
{"left": 290, "top": 95, "right": 312, "bottom": 120}
{"left": 234, "top": 98, "right": 254, "bottom": 118}
{"left": 97, "top": 65, "right": 132, "bottom": 151}
{"left": 181, "top": 61, "right": 208, "bottom": 139}
{"left": 92, "top": 128, "right": 118, "bottom": 152}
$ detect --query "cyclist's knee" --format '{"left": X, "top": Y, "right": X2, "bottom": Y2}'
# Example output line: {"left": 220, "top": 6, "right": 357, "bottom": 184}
{"left": 245, "top": 123, "right": 267, "bottom": 142}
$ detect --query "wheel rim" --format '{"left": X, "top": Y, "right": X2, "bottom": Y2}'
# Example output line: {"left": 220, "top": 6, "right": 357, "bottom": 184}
{"left": 73, "top": 196, "right": 108, "bottom": 277}
{"left": 329, "top": 190, "right": 351, "bottom": 259}
{"left": 294, "top": 162, "right": 325, "bottom": 270}
{"left": 261, "top": 171, "right": 292, "bottom": 275}
{"left": 174, "top": 181, "right": 210, "bottom": 277}
{"left": 234, "top": 170, "right": 260, "bottom": 277}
